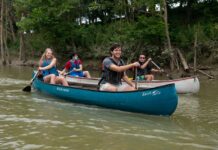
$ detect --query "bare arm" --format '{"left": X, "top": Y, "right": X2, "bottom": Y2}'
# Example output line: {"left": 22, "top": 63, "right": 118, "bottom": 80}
{"left": 140, "top": 58, "right": 152, "bottom": 69}
{"left": 151, "top": 68, "right": 163, "bottom": 73}
{"left": 39, "top": 58, "right": 43, "bottom": 67}
{"left": 109, "top": 62, "right": 139, "bottom": 72}
{"left": 74, "top": 64, "right": 83, "bottom": 72}
{"left": 123, "top": 75, "right": 134, "bottom": 87}
{"left": 59, "top": 68, "right": 67, "bottom": 75}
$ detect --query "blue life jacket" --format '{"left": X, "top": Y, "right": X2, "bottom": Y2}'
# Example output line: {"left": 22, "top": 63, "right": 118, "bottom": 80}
{"left": 68, "top": 60, "right": 83, "bottom": 76}
{"left": 41, "top": 59, "right": 59, "bottom": 77}
{"left": 69, "top": 60, "right": 80, "bottom": 70}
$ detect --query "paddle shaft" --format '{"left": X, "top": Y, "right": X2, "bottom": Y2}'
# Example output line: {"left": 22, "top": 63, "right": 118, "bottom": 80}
{"left": 151, "top": 60, "right": 161, "bottom": 70}
{"left": 22, "top": 70, "right": 39, "bottom": 92}
{"left": 135, "top": 68, "right": 138, "bottom": 89}
{"left": 150, "top": 60, "right": 173, "bottom": 79}
{"left": 30, "top": 71, "right": 39, "bottom": 84}
{"left": 64, "top": 68, "right": 80, "bottom": 76}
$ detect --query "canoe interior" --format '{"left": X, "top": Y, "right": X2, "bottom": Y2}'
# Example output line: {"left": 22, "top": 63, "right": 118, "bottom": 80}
{"left": 65, "top": 75, "right": 200, "bottom": 94}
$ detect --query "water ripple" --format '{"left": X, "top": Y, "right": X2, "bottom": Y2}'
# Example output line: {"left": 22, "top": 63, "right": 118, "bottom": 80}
{"left": 172, "top": 142, "right": 218, "bottom": 150}
{"left": 0, "top": 114, "right": 64, "bottom": 125}
{"left": 105, "top": 131, "right": 169, "bottom": 141}
{"left": 0, "top": 78, "right": 28, "bottom": 86}
{"left": 18, "top": 144, "right": 44, "bottom": 150}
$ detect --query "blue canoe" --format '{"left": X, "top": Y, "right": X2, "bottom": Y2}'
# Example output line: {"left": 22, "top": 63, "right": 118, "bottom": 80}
{"left": 32, "top": 76, "right": 178, "bottom": 116}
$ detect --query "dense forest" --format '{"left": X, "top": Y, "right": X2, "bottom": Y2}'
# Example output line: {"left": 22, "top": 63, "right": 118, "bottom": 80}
{"left": 0, "top": 0, "right": 218, "bottom": 70}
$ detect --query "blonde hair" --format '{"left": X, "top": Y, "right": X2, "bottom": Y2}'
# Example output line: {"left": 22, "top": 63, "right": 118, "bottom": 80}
{"left": 39, "top": 48, "right": 55, "bottom": 66}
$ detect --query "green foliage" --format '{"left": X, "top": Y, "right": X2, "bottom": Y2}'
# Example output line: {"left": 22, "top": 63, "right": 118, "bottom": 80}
{"left": 10, "top": 0, "right": 218, "bottom": 64}
{"left": 132, "top": 16, "right": 165, "bottom": 44}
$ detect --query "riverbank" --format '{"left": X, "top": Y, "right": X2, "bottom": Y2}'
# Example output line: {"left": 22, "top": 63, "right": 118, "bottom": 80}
{"left": 1, "top": 58, "right": 217, "bottom": 79}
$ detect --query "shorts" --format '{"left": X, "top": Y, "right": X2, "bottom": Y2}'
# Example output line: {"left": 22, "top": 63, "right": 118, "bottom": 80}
{"left": 43, "top": 73, "right": 59, "bottom": 80}
{"left": 136, "top": 75, "right": 145, "bottom": 81}
{"left": 99, "top": 83, "right": 130, "bottom": 91}
{"left": 70, "top": 71, "right": 84, "bottom": 77}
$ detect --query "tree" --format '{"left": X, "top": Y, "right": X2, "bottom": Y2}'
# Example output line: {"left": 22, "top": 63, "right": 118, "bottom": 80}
{"left": 0, "top": 0, "right": 6, "bottom": 65}
{"left": 162, "top": 0, "right": 175, "bottom": 70}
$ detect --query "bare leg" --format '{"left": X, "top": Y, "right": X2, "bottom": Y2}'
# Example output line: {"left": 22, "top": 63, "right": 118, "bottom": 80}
{"left": 50, "top": 75, "right": 56, "bottom": 84}
{"left": 145, "top": 74, "right": 154, "bottom": 81}
{"left": 83, "top": 71, "right": 91, "bottom": 78}
{"left": 151, "top": 75, "right": 154, "bottom": 80}
{"left": 55, "top": 76, "right": 69, "bottom": 86}
{"left": 100, "top": 83, "right": 117, "bottom": 91}
{"left": 43, "top": 74, "right": 56, "bottom": 84}
{"left": 118, "top": 84, "right": 135, "bottom": 91}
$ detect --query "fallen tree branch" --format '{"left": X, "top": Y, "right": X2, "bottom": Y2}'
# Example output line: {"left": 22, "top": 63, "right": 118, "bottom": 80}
{"left": 189, "top": 66, "right": 215, "bottom": 79}
{"left": 177, "top": 49, "right": 189, "bottom": 71}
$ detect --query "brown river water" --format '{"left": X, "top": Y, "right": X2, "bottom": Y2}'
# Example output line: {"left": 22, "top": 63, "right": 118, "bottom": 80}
{"left": 0, "top": 66, "right": 217, "bottom": 150}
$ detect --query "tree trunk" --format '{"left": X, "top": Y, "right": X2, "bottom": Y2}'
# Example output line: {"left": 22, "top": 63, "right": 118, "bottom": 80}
{"left": 3, "top": 33, "right": 10, "bottom": 64}
{"left": 162, "top": 0, "right": 175, "bottom": 70}
{"left": 177, "top": 49, "right": 189, "bottom": 71}
{"left": 194, "top": 30, "right": 198, "bottom": 74}
{"left": 9, "top": 14, "right": 16, "bottom": 42}
{"left": 0, "top": 0, "right": 6, "bottom": 65}
{"left": 175, "top": 56, "right": 180, "bottom": 70}
{"left": 19, "top": 32, "right": 25, "bottom": 61}
{"left": 4, "top": 1, "right": 11, "bottom": 64}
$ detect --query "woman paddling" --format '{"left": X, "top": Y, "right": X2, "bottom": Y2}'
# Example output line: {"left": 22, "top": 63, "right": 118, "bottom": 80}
{"left": 38, "top": 48, "right": 69, "bottom": 86}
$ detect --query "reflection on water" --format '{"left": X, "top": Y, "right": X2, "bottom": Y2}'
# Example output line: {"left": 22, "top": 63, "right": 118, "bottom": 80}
{"left": 0, "top": 78, "right": 28, "bottom": 86}
{"left": 176, "top": 95, "right": 200, "bottom": 120}
{"left": 0, "top": 66, "right": 218, "bottom": 150}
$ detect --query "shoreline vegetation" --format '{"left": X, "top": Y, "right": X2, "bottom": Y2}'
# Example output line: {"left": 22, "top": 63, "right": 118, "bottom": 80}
{"left": 1, "top": 55, "right": 217, "bottom": 80}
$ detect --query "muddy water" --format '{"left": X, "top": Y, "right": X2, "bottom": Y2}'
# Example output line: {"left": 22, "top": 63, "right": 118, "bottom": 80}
{"left": 0, "top": 66, "right": 217, "bottom": 150}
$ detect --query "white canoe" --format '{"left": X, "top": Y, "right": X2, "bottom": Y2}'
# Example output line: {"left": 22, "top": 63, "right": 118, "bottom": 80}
{"left": 65, "top": 76, "right": 200, "bottom": 94}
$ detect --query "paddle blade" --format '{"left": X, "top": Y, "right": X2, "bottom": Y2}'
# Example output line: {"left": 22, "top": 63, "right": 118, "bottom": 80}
{"left": 22, "top": 85, "right": 31, "bottom": 92}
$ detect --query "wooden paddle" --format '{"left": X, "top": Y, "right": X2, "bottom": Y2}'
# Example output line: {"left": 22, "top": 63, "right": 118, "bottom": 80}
{"left": 150, "top": 60, "right": 173, "bottom": 79}
{"left": 135, "top": 67, "right": 138, "bottom": 89}
{"left": 61, "top": 69, "right": 76, "bottom": 77}
{"left": 22, "top": 71, "right": 39, "bottom": 92}
{"left": 151, "top": 60, "right": 161, "bottom": 70}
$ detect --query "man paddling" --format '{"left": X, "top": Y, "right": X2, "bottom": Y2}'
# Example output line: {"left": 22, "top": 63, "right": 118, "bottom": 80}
{"left": 99, "top": 44, "right": 140, "bottom": 91}
{"left": 136, "top": 54, "right": 163, "bottom": 81}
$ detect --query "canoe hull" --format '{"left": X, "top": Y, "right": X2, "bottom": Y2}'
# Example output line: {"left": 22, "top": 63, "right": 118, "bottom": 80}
{"left": 33, "top": 78, "right": 178, "bottom": 116}
{"left": 66, "top": 76, "right": 200, "bottom": 94}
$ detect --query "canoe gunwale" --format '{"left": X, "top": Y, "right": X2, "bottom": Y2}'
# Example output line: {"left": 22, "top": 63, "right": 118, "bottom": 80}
{"left": 66, "top": 75, "right": 198, "bottom": 83}
{"left": 140, "top": 76, "right": 199, "bottom": 83}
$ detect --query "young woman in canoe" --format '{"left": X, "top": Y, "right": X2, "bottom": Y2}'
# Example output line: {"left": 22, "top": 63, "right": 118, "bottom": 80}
{"left": 99, "top": 44, "right": 140, "bottom": 91}
{"left": 38, "top": 48, "right": 69, "bottom": 86}
{"left": 136, "top": 54, "right": 163, "bottom": 81}
{"left": 60, "top": 53, "right": 91, "bottom": 78}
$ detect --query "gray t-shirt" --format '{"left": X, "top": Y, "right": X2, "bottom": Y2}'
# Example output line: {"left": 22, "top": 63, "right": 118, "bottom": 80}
{"left": 101, "top": 57, "right": 125, "bottom": 84}
{"left": 103, "top": 57, "right": 125, "bottom": 70}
